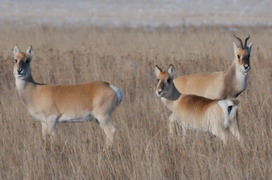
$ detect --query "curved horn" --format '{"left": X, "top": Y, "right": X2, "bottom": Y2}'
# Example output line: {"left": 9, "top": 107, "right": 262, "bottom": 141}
{"left": 244, "top": 35, "right": 250, "bottom": 48}
{"left": 234, "top": 34, "right": 244, "bottom": 48}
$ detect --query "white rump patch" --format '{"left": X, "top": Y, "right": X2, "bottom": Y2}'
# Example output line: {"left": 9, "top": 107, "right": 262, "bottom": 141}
{"left": 110, "top": 84, "right": 124, "bottom": 105}
{"left": 218, "top": 100, "right": 239, "bottom": 129}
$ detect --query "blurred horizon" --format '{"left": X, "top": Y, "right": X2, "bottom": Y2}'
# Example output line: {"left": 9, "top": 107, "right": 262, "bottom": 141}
{"left": 1, "top": 0, "right": 271, "bottom": 28}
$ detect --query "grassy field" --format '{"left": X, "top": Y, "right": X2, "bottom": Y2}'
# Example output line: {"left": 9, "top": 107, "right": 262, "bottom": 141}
{"left": 0, "top": 26, "right": 271, "bottom": 179}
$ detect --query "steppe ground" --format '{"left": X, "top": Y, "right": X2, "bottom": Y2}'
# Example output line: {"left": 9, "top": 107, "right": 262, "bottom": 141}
{"left": 0, "top": 26, "right": 271, "bottom": 179}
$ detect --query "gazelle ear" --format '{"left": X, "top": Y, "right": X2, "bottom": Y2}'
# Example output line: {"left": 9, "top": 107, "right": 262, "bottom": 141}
{"left": 155, "top": 65, "right": 162, "bottom": 78}
{"left": 13, "top": 45, "right": 20, "bottom": 57}
{"left": 168, "top": 64, "right": 175, "bottom": 77}
{"left": 233, "top": 42, "right": 238, "bottom": 55}
{"left": 247, "top": 42, "right": 253, "bottom": 54}
{"left": 26, "top": 45, "right": 33, "bottom": 56}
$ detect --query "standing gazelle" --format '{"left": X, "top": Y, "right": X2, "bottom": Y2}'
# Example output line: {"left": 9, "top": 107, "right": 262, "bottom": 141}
{"left": 155, "top": 65, "right": 241, "bottom": 144}
{"left": 174, "top": 35, "right": 252, "bottom": 99}
{"left": 13, "top": 45, "right": 124, "bottom": 149}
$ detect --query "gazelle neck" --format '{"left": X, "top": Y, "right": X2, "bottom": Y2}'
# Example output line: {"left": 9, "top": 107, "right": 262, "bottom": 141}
{"left": 233, "top": 58, "right": 248, "bottom": 81}
{"left": 224, "top": 59, "right": 248, "bottom": 97}
{"left": 161, "top": 83, "right": 181, "bottom": 110}
{"left": 15, "top": 74, "right": 36, "bottom": 105}
{"left": 15, "top": 74, "right": 35, "bottom": 88}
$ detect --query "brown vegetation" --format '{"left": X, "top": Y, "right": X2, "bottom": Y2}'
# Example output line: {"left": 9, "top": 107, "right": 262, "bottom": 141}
{"left": 0, "top": 26, "right": 271, "bottom": 179}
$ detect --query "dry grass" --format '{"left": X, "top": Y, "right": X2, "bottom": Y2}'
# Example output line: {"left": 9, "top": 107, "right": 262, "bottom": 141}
{"left": 0, "top": 26, "right": 272, "bottom": 179}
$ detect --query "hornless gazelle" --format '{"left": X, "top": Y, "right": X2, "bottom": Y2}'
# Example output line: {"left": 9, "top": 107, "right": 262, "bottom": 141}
{"left": 174, "top": 35, "right": 253, "bottom": 99}
{"left": 13, "top": 45, "right": 124, "bottom": 150}
{"left": 155, "top": 65, "right": 242, "bottom": 144}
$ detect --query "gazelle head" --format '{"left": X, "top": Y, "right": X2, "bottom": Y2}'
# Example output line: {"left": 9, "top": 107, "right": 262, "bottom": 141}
{"left": 13, "top": 45, "right": 33, "bottom": 80}
{"left": 154, "top": 64, "right": 175, "bottom": 97}
{"left": 233, "top": 35, "right": 252, "bottom": 73}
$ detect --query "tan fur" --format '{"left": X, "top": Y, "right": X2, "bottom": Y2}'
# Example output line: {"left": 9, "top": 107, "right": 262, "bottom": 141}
{"left": 155, "top": 65, "right": 241, "bottom": 144}
{"left": 16, "top": 52, "right": 29, "bottom": 59}
{"left": 13, "top": 45, "right": 123, "bottom": 150}
{"left": 174, "top": 36, "right": 252, "bottom": 99}
{"left": 174, "top": 72, "right": 225, "bottom": 99}
{"left": 32, "top": 82, "right": 115, "bottom": 114}
{"left": 178, "top": 95, "right": 216, "bottom": 116}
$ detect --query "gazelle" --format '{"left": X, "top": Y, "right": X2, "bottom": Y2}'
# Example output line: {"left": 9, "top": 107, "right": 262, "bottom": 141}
{"left": 13, "top": 45, "right": 124, "bottom": 149}
{"left": 155, "top": 64, "right": 241, "bottom": 144}
{"left": 174, "top": 35, "right": 253, "bottom": 99}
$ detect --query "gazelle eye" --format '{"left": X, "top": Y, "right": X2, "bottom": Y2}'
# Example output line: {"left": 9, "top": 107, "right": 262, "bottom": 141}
{"left": 14, "top": 59, "right": 18, "bottom": 63}
{"left": 26, "top": 59, "right": 30, "bottom": 64}
{"left": 167, "top": 78, "right": 171, "bottom": 83}
{"left": 237, "top": 55, "right": 240, "bottom": 59}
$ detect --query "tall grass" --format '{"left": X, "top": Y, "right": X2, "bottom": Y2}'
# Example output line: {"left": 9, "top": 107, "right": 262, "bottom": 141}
{"left": 0, "top": 26, "right": 271, "bottom": 179}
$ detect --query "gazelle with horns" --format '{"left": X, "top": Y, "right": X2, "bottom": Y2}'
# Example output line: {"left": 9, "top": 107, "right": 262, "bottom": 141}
{"left": 174, "top": 35, "right": 252, "bottom": 99}
{"left": 155, "top": 65, "right": 241, "bottom": 144}
{"left": 13, "top": 45, "right": 124, "bottom": 149}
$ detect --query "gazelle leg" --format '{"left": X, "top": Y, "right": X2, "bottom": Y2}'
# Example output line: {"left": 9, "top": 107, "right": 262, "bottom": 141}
{"left": 41, "top": 115, "right": 58, "bottom": 142}
{"left": 41, "top": 121, "right": 48, "bottom": 141}
{"left": 179, "top": 122, "right": 187, "bottom": 137}
{"left": 212, "top": 128, "right": 227, "bottom": 145}
{"left": 230, "top": 120, "right": 241, "bottom": 141}
{"left": 168, "top": 113, "right": 176, "bottom": 137}
{"left": 96, "top": 115, "right": 115, "bottom": 150}
{"left": 219, "top": 134, "right": 227, "bottom": 145}
{"left": 230, "top": 114, "right": 244, "bottom": 146}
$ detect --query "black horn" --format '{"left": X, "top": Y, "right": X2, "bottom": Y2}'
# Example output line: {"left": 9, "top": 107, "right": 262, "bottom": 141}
{"left": 244, "top": 35, "right": 250, "bottom": 48}
{"left": 234, "top": 34, "right": 244, "bottom": 48}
